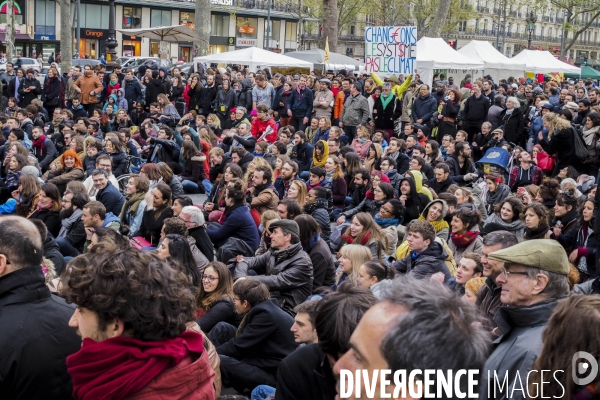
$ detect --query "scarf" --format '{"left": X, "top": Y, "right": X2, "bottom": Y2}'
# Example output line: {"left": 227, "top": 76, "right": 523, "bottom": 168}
{"left": 59, "top": 208, "right": 83, "bottom": 238}
{"left": 358, "top": 137, "right": 367, "bottom": 144}
{"left": 450, "top": 231, "right": 480, "bottom": 248}
{"left": 302, "top": 233, "right": 321, "bottom": 253}
{"left": 304, "top": 198, "right": 329, "bottom": 214}
{"left": 374, "top": 216, "right": 400, "bottom": 227}
{"left": 36, "top": 201, "right": 52, "bottom": 213}
{"left": 524, "top": 224, "right": 550, "bottom": 240}
{"left": 32, "top": 134, "right": 47, "bottom": 151}
{"left": 380, "top": 92, "right": 394, "bottom": 110}
{"left": 341, "top": 229, "right": 371, "bottom": 245}
{"left": 418, "top": 214, "right": 449, "bottom": 233}
{"left": 67, "top": 331, "right": 204, "bottom": 400}
{"left": 325, "top": 170, "right": 334, "bottom": 181}
{"left": 119, "top": 191, "right": 146, "bottom": 225}
{"left": 505, "top": 108, "right": 515, "bottom": 116}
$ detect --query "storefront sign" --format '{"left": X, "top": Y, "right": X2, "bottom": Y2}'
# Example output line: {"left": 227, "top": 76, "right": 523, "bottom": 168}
{"left": 85, "top": 30, "right": 104, "bottom": 38}
{"left": 34, "top": 34, "right": 56, "bottom": 40}
{"left": 238, "top": 25, "right": 256, "bottom": 34}
{"left": 236, "top": 38, "right": 257, "bottom": 47}
{"left": 364, "top": 25, "right": 417, "bottom": 74}
{"left": 211, "top": 0, "right": 233, "bottom": 5}
{"left": 0, "top": 29, "right": 21, "bottom": 33}
{"left": 228, "top": 37, "right": 235, "bottom": 45}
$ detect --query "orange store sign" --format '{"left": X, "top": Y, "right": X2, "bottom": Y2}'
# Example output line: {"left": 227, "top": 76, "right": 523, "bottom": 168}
{"left": 238, "top": 25, "right": 256, "bottom": 34}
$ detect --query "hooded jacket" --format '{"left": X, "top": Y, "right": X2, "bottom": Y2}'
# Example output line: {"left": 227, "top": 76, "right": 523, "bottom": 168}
{"left": 304, "top": 198, "right": 332, "bottom": 243}
{"left": 391, "top": 240, "right": 452, "bottom": 281}
{"left": 251, "top": 116, "right": 278, "bottom": 143}
{"left": 72, "top": 71, "right": 102, "bottom": 104}
{"left": 215, "top": 86, "right": 238, "bottom": 117}
{"left": 291, "top": 141, "right": 314, "bottom": 172}
{"left": 399, "top": 176, "right": 430, "bottom": 224}
{"left": 236, "top": 78, "right": 253, "bottom": 111}
{"left": 479, "top": 300, "right": 559, "bottom": 400}
{"left": 420, "top": 199, "right": 450, "bottom": 240}
{"left": 234, "top": 243, "right": 313, "bottom": 316}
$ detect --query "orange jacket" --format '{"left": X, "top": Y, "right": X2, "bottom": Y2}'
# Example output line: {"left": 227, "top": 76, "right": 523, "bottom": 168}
{"left": 334, "top": 91, "right": 349, "bottom": 120}
{"left": 72, "top": 71, "right": 102, "bottom": 104}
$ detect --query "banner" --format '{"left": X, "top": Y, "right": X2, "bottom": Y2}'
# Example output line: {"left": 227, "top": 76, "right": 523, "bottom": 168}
{"left": 364, "top": 26, "right": 417, "bottom": 75}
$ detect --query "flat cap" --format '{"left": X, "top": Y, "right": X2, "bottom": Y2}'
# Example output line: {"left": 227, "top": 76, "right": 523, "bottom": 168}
{"left": 488, "top": 239, "right": 569, "bottom": 275}
{"left": 268, "top": 219, "right": 300, "bottom": 238}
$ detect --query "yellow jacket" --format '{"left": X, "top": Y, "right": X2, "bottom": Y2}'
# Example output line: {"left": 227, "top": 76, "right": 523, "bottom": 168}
{"left": 371, "top": 73, "right": 413, "bottom": 100}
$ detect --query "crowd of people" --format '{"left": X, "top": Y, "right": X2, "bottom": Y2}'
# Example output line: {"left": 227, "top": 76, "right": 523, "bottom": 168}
{"left": 0, "top": 61, "right": 600, "bottom": 400}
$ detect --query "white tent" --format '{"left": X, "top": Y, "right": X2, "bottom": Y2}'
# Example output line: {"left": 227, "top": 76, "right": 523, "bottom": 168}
{"left": 458, "top": 40, "right": 526, "bottom": 82}
{"left": 416, "top": 37, "right": 485, "bottom": 86}
{"left": 193, "top": 47, "right": 313, "bottom": 71}
{"left": 285, "top": 49, "right": 364, "bottom": 71}
{"left": 511, "top": 49, "right": 581, "bottom": 74}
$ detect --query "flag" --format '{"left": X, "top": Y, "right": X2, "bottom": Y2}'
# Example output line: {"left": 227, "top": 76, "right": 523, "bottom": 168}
{"left": 324, "top": 36, "right": 330, "bottom": 63}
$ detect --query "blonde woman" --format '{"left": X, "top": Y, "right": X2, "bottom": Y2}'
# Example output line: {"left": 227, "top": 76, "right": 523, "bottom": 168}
{"left": 207, "top": 113, "right": 223, "bottom": 137}
{"left": 286, "top": 180, "right": 307, "bottom": 207}
{"left": 333, "top": 244, "right": 372, "bottom": 290}
{"left": 351, "top": 125, "right": 373, "bottom": 159}
{"left": 157, "top": 93, "right": 181, "bottom": 121}
{"left": 539, "top": 112, "right": 578, "bottom": 177}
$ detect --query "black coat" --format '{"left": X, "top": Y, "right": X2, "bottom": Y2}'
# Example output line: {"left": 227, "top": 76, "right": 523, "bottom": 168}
{"left": 43, "top": 236, "right": 66, "bottom": 276}
{"left": 187, "top": 85, "right": 203, "bottom": 112}
{"left": 445, "top": 153, "right": 477, "bottom": 186}
{"left": 17, "top": 76, "right": 42, "bottom": 107}
{"left": 0, "top": 266, "right": 81, "bottom": 399}
{"left": 216, "top": 298, "right": 296, "bottom": 371}
{"left": 188, "top": 226, "right": 214, "bottom": 262}
{"left": 540, "top": 127, "right": 577, "bottom": 177}
{"left": 499, "top": 107, "right": 526, "bottom": 146}
{"left": 109, "top": 150, "right": 128, "bottom": 177}
{"left": 275, "top": 343, "right": 337, "bottom": 400}
{"left": 144, "top": 78, "right": 164, "bottom": 106}
{"left": 307, "top": 238, "right": 336, "bottom": 291}
{"left": 42, "top": 76, "right": 62, "bottom": 108}
{"left": 30, "top": 208, "right": 61, "bottom": 238}
{"left": 214, "top": 87, "right": 237, "bottom": 117}
{"left": 199, "top": 84, "right": 218, "bottom": 114}
{"left": 196, "top": 297, "right": 242, "bottom": 333}
{"left": 373, "top": 94, "right": 402, "bottom": 130}
{"left": 133, "top": 206, "right": 173, "bottom": 245}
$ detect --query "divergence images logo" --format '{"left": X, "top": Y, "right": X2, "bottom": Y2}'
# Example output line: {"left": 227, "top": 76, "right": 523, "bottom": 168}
{"left": 572, "top": 351, "right": 599, "bottom": 386}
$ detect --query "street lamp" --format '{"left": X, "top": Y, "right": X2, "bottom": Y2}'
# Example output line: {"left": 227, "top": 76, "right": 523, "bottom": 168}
{"left": 526, "top": 11, "right": 536, "bottom": 49}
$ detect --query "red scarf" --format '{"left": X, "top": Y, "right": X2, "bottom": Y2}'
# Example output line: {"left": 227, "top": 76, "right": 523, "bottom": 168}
{"left": 341, "top": 230, "right": 371, "bottom": 245}
{"left": 36, "top": 201, "right": 52, "bottom": 213}
{"left": 67, "top": 331, "right": 204, "bottom": 400}
{"left": 450, "top": 231, "right": 480, "bottom": 248}
{"left": 32, "top": 134, "right": 47, "bottom": 151}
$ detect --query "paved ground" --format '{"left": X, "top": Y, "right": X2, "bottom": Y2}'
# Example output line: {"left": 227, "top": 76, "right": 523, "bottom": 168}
{"left": 188, "top": 193, "right": 208, "bottom": 205}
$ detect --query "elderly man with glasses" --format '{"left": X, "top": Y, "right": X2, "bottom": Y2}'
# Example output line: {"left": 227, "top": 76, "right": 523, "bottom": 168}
{"left": 479, "top": 239, "right": 570, "bottom": 400}
{"left": 179, "top": 205, "right": 214, "bottom": 262}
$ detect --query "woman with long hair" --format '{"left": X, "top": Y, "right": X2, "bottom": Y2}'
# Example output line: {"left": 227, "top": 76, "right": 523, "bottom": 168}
{"left": 194, "top": 261, "right": 241, "bottom": 333}
{"left": 104, "top": 136, "right": 128, "bottom": 177}
{"left": 114, "top": 109, "right": 133, "bottom": 130}
{"left": 273, "top": 154, "right": 290, "bottom": 180}
{"left": 157, "top": 233, "right": 203, "bottom": 286}
{"left": 522, "top": 203, "right": 552, "bottom": 240}
{"left": 183, "top": 73, "right": 203, "bottom": 112}
{"left": 120, "top": 173, "right": 149, "bottom": 236}
{"left": 207, "top": 113, "right": 223, "bottom": 137}
{"left": 582, "top": 112, "right": 600, "bottom": 176}
{"left": 203, "top": 163, "right": 243, "bottom": 222}
{"left": 482, "top": 197, "right": 525, "bottom": 238}
{"left": 451, "top": 185, "right": 488, "bottom": 220}
{"left": 2, "top": 153, "right": 27, "bottom": 201}
{"left": 351, "top": 125, "right": 373, "bottom": 159}
{"left": 343, "top": 152, "right": 362, "bottom": 188}
{"left": 554, "top": 198, "right": 596, "bottom": 281}
{"left": 356, "top": 260, "right": 395, "bottom": 299}
{"left": 42, "top": 150, "right": 84, "bottom": 192}
{"left": 338, "top": 212, "right": 389, "bottom": 259}
{"left": 529, "top": 295, "right": 600, "bottom": 398}
{"left": 325, "top": 155, "right": 347, "bottom": 216}
{"left": 43, "top": 67, "right": 61, "bottom": 116}
{"left": 550, "top": 189, "right": 580, "bottom": 237}
{"left": 140, "top": 162, "right": 162, "bottom": 188}
{"left": 363, "top": 143, "right": 383, "bottom": 173}
{"left": 13, "top": 175, "right": 42, "bottom": 218}
{"left": 167, "top": 75, "right": 184, "bottom": 102}
{"left": 157, "top": 93, "right": 181, "bottom": 121}
{"left": 133, "top": 182, "right": 173, "bottom": 246}
{"left": 312, "top": 140, "right": 329, "bottom": 168}
{"left": 484, "top": 173, "right": 511, "bottom": 216}
{"left": 424, "top": 140, "right": 443, "bottom": 169}
{"left": 30, "top": 183, "right": 62, "bottom": 237}
{"left": 286, "top": 180, "right": 307, "bottom": 207}
{"left": 157, "top": 162, "right": 184, "bottom": 198}
{"left": 436, "top": 88, "right": 461, "bottom": 140}
{"left": 333, "top": 243, "right": 372, "bottom": 290}
{"left": 448, "top": 207, "right": 483, "bottom": 264}
{"left": 539, "top": 112, "right": 578, "bottom": 176}
{"left": 180, "top": 140, "right": 208, "bottom": 194}
{"left": 312, "top": 116, "right": 331, "bottom": 144}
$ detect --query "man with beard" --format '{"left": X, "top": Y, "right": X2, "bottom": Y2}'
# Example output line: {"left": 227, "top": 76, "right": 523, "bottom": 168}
{"left": 482, "top": 80, "right": 496, "bottom": 105}
{"left": 55, "top": 190, "right": 90, "bottom": 257}
{"left": 274, "top": 160, "right": 301, "bottom": 199}
{"left": 588, "top": 88, "right": 599, "bottom": 107}
{"left": 247, "top": 166, "right": 279, "bottom": 214}
{"left": 432, "top": 81, "right": 446, "bottom": 105}
{"left": 428, "top": 162, "right": 455, "bottom": 195}
{"left": 462, "top": 82, "right": 490, "bottom": 142}
{"left": 337, "top": 169, "right": 370, "bottom": 224}
{"left": 82, "top": 154, "right": 119, "bottom": 200}
{"left": 445, "top": 142, "right": 478, "bottom": 186}
{"left": 507, "top": 150, "right": 544, "bottom": 191}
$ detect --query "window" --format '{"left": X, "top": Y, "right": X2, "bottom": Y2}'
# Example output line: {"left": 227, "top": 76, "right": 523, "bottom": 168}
{"left": 35, "top": 0, "right": 55, "bottom": 35}
{"left": 211, "top": 14, "right": 230, "bottom": 36}
{"left": 236, "top": 17, "right": 258, "bottom": 39}
{"left": 0, "top": 0, "right": 24, "bottom": 24}
{"left": 180, "top": 11, "right": 194, "bottom": 28}
{"left": 285, "top": 21, "right": 297, "bottom": 41}
{"left": 151, "top": 9, "right": 172, "bottom": 28}
{"left": 265, "top": 20, "right": 280, "bottom": 39}
{"left": 350, "top": 25, "right": 356, "bottom": 35}
{"left": 123, "top": 7, "right": 141, "bottom": 29}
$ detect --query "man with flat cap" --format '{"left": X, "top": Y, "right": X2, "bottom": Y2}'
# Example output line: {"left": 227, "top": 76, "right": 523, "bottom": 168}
{"left": 479, "top": 239, "right": 570, "bottom": 400}
{"left": 313, "top": 78, "right": 334, "bottom": 120}
{"left": 233, "top": 219, "right": 313, "bottom": 316}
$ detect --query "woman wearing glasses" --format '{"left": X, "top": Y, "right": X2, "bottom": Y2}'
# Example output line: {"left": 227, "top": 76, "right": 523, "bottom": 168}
{"left": 194, "top": 261, "right": 242, "bottom": 333}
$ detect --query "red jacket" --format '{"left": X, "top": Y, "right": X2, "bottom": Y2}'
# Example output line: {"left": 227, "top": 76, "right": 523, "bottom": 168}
{"left": 126, "top": 350, "right": 216, "bottom": 400}
{"left": 251, "top": 117, "right": 278, "bottom": 143}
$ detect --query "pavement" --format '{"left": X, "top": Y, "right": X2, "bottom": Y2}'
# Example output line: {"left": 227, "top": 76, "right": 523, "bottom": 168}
{"left": 188, "top": 193, "right": 208, "bottom": 205}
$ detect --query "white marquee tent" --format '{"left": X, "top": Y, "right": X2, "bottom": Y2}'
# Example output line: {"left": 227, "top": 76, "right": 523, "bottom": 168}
{"left": 511, "top": 49, "right": 581, "bottom": 74}
{"left": 416, "top": 37, "right": 485, "bottom": 86}
{"left": 285, "top": 49, "right": 364, "bottom": 71}
{"left": 193, "top": 47, "right": 313, "bottom": 71}
{"left": 458, "top": 40, "right": 527, "bottom": 82}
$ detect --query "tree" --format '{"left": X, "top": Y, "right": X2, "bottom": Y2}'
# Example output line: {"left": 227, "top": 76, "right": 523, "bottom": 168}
{"left": 429, "top": 0, "right": 451, "bottom": 37}
{"left": 322, "top": 0, "right": 339, "bottom": 52}
{"left": 547, "top": 0, "right": 600, "bottom": 58}
{"left": 60, "top": 0, "right": 73, "bottom": 71}
{"left": 194, "top": 0, "right": 211, "bottom": 56}
{"left": 5, "top": 0, "right": 15, "bottom": 60}
{"left": 337, "top": 0, "right": 367, "bottom": 31}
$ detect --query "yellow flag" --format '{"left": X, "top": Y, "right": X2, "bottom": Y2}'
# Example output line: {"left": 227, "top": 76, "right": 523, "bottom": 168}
{"left": 324, "top": 36, "right": 330, "bottom": 63}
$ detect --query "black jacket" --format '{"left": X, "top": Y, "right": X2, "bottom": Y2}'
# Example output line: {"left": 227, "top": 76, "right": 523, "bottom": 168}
{"left": 400, "top": 176, "right": 430, "bottom": 224}
{"left": 499, "top": 107, "right": 526, "bottom": 145}
{"left": 539, "top": 127, "right": 577, "bottom": 177}
{"left": 144, "top": 78, "right": 165, "bottom": 106}
{"left": 445, "top": 153, "right": 477, "bottom": 186}
{"left": 96, "top": 181, "right": 125, "bottom": 217}
{"left": 196, "top": 297, "right": 242, "bottom": 333}
{"left": 133, "top": 206, "right": 173, "bottom": 245}
{"left": 200, "top": 84, "right": 218, "bottom": 114}
{"left": 275, "top": 343, "right": 337, "bottom": 400}
{"left": 216, "top": 298, "right": 296, "bottom": 371}
{"left": 123, "top": 78, "right": 143, "bottom": 109}
{"left": 214, "top": 87, "right": 238, "bottom": 117}
{"left": 304, "top": 199, "right": 331, "bottom": 243}
{"left": 307, "top": 238, "right": 336, "bottom": 291}
{"left": 391, "top": 240, "right": 451, "bottom": 281}
{"left": 428, "top": 176, "right": 455, "bottom": 195}
{"left": 42, "top": 76, "right": 61, "bottom": 107}
{"left": 30, "top": 208, "right": 61, "bottom": 238}
{"left": 17, "top": 76, "right": 42, "bottom": 107}
{"left": 463, "top": 94, "right": 491, "bottom": 124}
{"left": 291, "top": 141, "right": 314, "bottom": 173}
{"left": 109, "top": 150, "right": 128, "bottom": 177}
{"left": 43, "top": 236, "right": 66, "bottom": 276}
{"left": 0, "top": 266, "right": 81, "bottom": 399}
{"left": 236, "top": 78, "right": 253, "bottom": 110}
{"left": 373, "top": 94, "right": 402, "bottom": 130}
{"left": 188, "top": 226, "right": 214, "bottom": 262}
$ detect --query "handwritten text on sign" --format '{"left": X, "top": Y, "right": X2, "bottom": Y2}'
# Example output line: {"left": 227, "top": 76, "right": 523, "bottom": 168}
{"left": 365, "top": 26, "right": 417, "bottom": 74}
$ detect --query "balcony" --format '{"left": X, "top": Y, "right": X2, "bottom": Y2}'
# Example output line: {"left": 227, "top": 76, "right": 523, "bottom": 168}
{"left": 338, "top": 35, "right": 363, "bottom": 42}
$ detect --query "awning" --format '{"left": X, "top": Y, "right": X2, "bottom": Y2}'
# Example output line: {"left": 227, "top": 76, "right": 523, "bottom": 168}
{"left": 0, "top": 33, "right": 32, "bottom": 41}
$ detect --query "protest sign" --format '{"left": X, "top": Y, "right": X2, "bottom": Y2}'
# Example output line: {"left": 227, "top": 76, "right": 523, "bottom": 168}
{"left": 364, "top": 26, "right": 417, "bottom": 75}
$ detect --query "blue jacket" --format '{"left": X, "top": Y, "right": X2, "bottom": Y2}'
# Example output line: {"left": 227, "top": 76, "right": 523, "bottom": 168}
{"left": 207, "top": 204, "right": 260, "bottom": 251}
{"left": 529, "top": 115, "right": 549, "bottom": 142}
{"left": 102, "top": 212, "right": 121, "bottom": 227}
{"left": 412, "top": 93, "right": 437, "bottom": 125}
{"left": 274, "top": 175, "right": 301, "bottom": 199}
{"left": 291, "top": 141, "right": 314, "bottom": 173}
{"left": 312, "top": 128, "right": 330, "bottom": 145}
{"left": 287, "top": 87, "right": 314, "bottom": 118}
{"left": 96, "top": 181, "right": 125, "bottom": 216}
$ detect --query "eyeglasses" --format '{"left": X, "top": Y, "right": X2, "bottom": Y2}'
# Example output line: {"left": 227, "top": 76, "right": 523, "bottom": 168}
{"left": 374, "top": 189, "right": 383, "bottom": 193}
{"left": 201, "top": 274, "right": 219, "bottom": 282}
{"left": 61, "top": 198, "right": 71, "bottom": 203}
{"left": 500, "top": 267, "right": 529, "bottom": 278}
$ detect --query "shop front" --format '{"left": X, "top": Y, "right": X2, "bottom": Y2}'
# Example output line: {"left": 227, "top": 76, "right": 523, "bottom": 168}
{"left": 122, "top": 35, "right": 141, "bottom": 57}
{"left": 78, "top": 28, "right": 108, "bottom": 60}
{"left": 31, "top": 34, "right": 59, "bottom": 62}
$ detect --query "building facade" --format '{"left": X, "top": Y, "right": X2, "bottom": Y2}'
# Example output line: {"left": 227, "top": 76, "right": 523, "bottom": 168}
{"left": 1, "top": 0, "right": 303, "bottom": 62}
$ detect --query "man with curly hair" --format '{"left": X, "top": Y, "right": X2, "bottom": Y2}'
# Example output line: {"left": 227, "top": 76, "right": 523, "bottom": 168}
{"left": 63, "top": 249, "right": 216, "bottom": 399}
